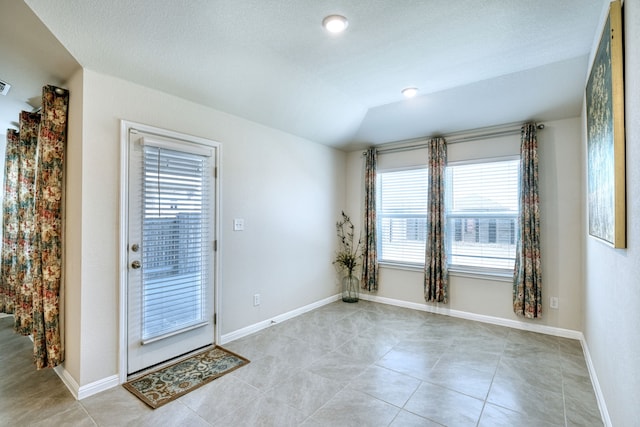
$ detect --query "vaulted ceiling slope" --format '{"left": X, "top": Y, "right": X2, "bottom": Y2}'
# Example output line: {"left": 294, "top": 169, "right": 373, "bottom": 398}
{"left": 10, "top": 1, "right": 607, "bottom": 150}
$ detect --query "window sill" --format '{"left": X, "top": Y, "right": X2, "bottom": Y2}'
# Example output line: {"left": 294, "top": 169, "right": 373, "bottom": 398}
{"left": 448, "top": 268, "right": 513, "bottom": 283}
{"left": 378, "top": 261, "right": 423, "bottom": 272}
{"left": 378, "top": 262, "right": 513, "bottom": 282}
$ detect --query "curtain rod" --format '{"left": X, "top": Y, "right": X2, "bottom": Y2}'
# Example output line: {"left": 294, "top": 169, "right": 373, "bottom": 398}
{"left": 367, "top": 123, "right": 545, "bottom": 155}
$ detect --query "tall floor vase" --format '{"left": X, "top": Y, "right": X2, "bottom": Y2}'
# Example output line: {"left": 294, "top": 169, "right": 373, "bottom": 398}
{"left": 342, "top": 269, "right": 359, "bottom": 303}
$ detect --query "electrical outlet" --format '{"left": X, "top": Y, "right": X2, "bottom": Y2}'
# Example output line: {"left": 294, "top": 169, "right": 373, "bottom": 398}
{"left": 234, "top": 218, "right": 245, "bottom": 231}
{"left": 253, "top": 293, "right": 260, "bottom": 306}
{"left": 550, "top": 296, "right": 559, "bottom": 309}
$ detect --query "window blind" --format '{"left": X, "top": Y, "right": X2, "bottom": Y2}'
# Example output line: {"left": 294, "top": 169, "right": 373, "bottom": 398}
{"left": 141, "top": 145, "right": 210, "bottom": 341}
{"left": 445, "top": 158, "right": 519, "bottom": 272}
{"left": 377, "top": 168, "right": 428, "bottom": 265}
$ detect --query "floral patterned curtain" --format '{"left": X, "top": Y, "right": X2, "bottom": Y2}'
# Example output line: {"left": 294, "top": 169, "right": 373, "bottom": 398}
{"left": 14, "top": 112, "right": 41, "bottom": 335}
{"left": 361, "top": 147, "right": 378, "bottom": 292}
{"left": 32, "top": 86, "right": 69, "bottom": 368}
{"left": 0, "top": 85, "right": 69, "bottom": 368}
{"left": 424, "top": 137, "right": 448, "bottom": 303}
{"left": 513, "top": 123, "right": 542, "bottom": 318}
{"left": 0, "top": 130, "right": 20, "bottom": 315}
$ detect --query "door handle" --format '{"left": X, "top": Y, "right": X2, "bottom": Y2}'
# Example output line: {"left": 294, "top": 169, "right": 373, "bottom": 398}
{"left": 131, "top": 260, "right": 141, "bottom": 269}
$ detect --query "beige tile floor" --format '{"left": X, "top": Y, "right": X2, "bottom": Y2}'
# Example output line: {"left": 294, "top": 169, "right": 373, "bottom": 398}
{"left": 0, "top": 301, "right": 603, "bottom": 426}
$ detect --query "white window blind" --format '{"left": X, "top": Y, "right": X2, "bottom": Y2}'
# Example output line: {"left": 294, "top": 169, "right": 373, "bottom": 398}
{"left": 445, "top": 158, "right": 519, "bottom": 273}
{"left": 377, "top": 168, "right": 428, "bottom": 265}
{"left": 141, "top": 145, "right": 210, "bottom": 341}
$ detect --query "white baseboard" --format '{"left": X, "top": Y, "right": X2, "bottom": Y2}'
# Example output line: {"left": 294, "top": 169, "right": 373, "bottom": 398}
{"left": 221, "top": 291, "right": 583, "bottom": 343}
{"left": 359, "top": 293, "right": 583, "bottom": 340}
{"left": 54, "top": 365, "right": 119, "bottom": 400}
{"left": 77, "top": 375, "right": 120, "bottom": 400}
{"left": 579, "top": 336, "right": 612, "bottom": 427}
{"left": 54, "top": 365, "right": 79, "bottom": 398}
{"left": 220, "top": 294, "right": 340, "bottom": 344}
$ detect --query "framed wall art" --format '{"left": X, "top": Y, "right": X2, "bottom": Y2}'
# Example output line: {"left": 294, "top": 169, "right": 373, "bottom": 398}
{"left": 586, "top": 0, "right": 625, "bottom": 248}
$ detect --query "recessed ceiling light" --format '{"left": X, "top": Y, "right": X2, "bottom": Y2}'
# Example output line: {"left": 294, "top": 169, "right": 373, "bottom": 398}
{"left": 322, "top": 15, "right": 348, "bottom": 33}
{"left": 402, "top": 87, "right": 418, "bottom": 98}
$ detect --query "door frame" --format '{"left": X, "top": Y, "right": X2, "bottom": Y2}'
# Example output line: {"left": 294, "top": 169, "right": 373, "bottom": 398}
{"left": 118, "top": 120, "right": 221, "bottom": 383}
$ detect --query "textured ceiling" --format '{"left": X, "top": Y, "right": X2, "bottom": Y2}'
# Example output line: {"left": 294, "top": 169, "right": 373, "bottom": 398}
{"left": 4, "top": 0, "right": 607, "bottom": 149}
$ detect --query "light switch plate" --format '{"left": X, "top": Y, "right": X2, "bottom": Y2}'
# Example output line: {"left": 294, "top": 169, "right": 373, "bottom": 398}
{"left": 233, "top": 218, "right": 245, "bottom": 231}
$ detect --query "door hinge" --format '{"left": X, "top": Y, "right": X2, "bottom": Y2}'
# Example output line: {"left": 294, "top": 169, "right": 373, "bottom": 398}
{"left": 214, "top": 167, "right": 218, "bottom": 179}
{"left": 213, "top": 240, "right": 218, "bottom": 251}
{"left": 213, "top": 313, "right": 217, "bottom": 325}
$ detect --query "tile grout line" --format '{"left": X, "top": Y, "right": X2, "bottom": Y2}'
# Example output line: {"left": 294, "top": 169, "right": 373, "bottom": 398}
{"left": 475, "top": 327, "right": 510, "bottom": 426}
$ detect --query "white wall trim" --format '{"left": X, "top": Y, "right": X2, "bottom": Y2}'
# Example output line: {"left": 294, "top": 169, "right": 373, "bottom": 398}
{"left": 54, "top": 365, "right": 79, "bottom": 398}
{"left": 77, "top": 375, "right": 120, "bottom": 400}
{"left": 580, "top": 335, "right": 612, "bottom": 427}
{"left": 220, "top": 291, "right": 585, "bottom": 344}
{"left": 118, "top": 121, "right": 129, "bottom": 385}
{"left": 54, "top": 366, "right": 119, "bottom": 400}
{"left": 220, "top": 294, "right": 340, "bottom": 344}
{"left": 359, "top": 293, "right": 583, "bottom": 339}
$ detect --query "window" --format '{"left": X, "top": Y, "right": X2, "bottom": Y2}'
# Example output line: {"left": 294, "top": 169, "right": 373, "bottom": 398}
{"left": 445, "top": 158, "right": 519, "bottom": 273}
{"left": 141, "top": 144, "right": 211, "bottom": 340}
{"left": 377, "top": 168, "right": 428, "bottom": 265}
{"left": 375, "top": 157, "right": 519, "bottom": 275}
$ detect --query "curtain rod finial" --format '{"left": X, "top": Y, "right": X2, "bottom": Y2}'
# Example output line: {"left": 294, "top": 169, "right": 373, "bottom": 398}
{"left": 537, "top": 123, "right": 545, "bottom": 130}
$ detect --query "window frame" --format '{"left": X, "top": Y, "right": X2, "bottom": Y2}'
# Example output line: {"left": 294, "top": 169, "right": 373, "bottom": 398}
{"left": 376, "top": 166, "right": 429, "bottom": 268}
{"left": 445, "top": 155, "right": 520, "bottom": 278}
{"left": 374, "top": 155, "right": 520, "bottom": 280}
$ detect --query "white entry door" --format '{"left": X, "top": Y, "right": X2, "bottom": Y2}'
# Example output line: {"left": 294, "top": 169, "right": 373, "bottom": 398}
{"left": 126, "top": 126, "right": 218, "bottom": 374}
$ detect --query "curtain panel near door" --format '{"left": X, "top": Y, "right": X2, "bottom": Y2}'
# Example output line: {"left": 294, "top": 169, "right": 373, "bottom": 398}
{"left": 14, "top": 112, "right": 40, "bottom": 335}
{"left": 0, "top": 85, "right": 69, "bottom": 368}
{"left": 361, "top": 147, "right": 378, "bottom": 292}
{"left": 0, "top": 130, "right": 20, "bottom": 315}
{"left": 424, "top": 137, "right": 448, "bottom": 303}
{"left": 513, "top": 122, "right": 542, "bottom": 318}
{"left": 1, "top": 113, "right": 40, "bottom": 335}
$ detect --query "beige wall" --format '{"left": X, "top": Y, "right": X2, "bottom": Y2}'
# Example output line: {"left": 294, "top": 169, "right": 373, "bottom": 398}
{"left": 64, "top": 69, "right": 346, "bottom": 386}
{"left": 583, "top": 0, "right": 640, "bottom": 425}
{"left": 345, "top": 117, "right": 584, "bottom": 331}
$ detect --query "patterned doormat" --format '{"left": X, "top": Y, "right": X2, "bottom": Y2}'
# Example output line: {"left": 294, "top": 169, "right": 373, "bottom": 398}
{"left": 123, "top": 346, "right": 250, "bottom": 409}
